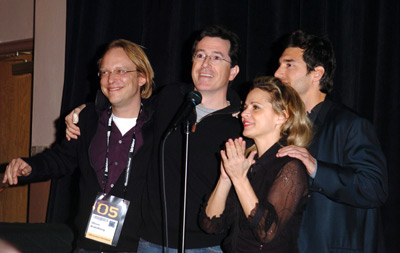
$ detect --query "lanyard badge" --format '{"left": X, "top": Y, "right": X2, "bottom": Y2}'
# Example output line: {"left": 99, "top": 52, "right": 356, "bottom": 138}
{"left": 85, "top": 193, "right": 130, "bottom": 246}
{"left": 85, "top": 107, "right": 141, "bottom": 246}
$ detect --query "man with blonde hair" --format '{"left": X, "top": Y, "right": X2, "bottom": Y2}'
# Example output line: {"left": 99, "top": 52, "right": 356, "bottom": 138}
{"left": 3, "top": 39, "right": 155, "bottom": 252}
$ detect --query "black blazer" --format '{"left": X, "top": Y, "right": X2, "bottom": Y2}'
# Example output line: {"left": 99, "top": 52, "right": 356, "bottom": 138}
{"left": 298, "top": 100, "right": 388, "bottom": 253}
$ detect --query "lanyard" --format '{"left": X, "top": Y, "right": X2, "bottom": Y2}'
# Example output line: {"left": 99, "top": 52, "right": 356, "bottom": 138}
{"left": 102, "top": 105, "right": 141, "bottom": 195}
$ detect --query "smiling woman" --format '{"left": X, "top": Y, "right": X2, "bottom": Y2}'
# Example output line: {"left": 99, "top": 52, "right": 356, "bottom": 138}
{"left": 199, "top": 76, "right": 313, "bottom": 252}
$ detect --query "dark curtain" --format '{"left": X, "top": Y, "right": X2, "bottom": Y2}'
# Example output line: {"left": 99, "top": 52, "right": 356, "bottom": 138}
{"left": 50, "top": 0, "right": 399, "bottom": 251}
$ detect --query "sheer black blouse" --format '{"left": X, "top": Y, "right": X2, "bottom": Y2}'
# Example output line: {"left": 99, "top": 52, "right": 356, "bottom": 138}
{"left": 199, "top": 142, "right": 309, "bottom": 252}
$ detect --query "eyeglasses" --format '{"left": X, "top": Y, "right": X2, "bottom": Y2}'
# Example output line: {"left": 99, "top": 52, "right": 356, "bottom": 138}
{"left": 192, "top": 52, "right": 231, "bottom": 64}
{"left": 98, "top": 69, "right": 139, "bottom": 78}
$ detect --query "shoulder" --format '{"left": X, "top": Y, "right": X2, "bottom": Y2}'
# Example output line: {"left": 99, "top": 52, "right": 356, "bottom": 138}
{"left": 77, "top": 102, "right": 101, "bottom": 130}
{"left": 280, "top": 157, "right": 305, "bottom": 170}
{"left": 322, "top": 100, "right": 371, "bottom": 127}
{"left": 227, "top": 87, "right": 242, "bottom": 107}
{"left": 75, "top": 102, "right": 97, "bottom": 120}
{"left": 153, "top": 82, "right": 193, "bottom": 98}
{"left": 279, "top": 158, "right": 307, "bottom": 180}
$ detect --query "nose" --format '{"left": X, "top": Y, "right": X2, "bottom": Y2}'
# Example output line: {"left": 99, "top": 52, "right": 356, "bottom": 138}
{"left": 106, "top": 72, "right": 118, "bottom": 83}
{"left": 274, "top": 66, "right": 284, "bottom": 79}
{"left": 241, "top": 107, "right": 250, "bottom": 118}
{"left": 201, "top": 56, "right": 212, "bottom": 67}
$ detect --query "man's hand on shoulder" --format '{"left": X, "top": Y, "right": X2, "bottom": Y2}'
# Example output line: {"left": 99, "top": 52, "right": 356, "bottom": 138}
{"left": 65, "top": 104, "right": 86, "bottom": 141}
{"left": 277, "top": 145, "right": 317, "bottom": 177}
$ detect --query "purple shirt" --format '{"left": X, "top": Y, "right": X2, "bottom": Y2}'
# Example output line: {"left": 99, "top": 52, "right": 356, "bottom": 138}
{"left": 90, "top": 107, "right": 146, "bottom": 193}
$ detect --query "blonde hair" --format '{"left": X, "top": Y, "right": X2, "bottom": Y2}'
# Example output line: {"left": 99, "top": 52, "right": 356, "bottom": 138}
{"left": 247, "top": 76, "right": 313, "bottom": 151}
{"left": 98, "top": 39, "right": 155, "bottom": 99}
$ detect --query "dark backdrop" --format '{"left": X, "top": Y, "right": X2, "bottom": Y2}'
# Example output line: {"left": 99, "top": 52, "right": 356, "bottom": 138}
{"left": 50, "top": 0, "right": 399, "bottom": 251}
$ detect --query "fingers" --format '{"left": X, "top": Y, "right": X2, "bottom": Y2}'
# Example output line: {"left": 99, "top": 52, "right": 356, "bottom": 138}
{"left": 277, "top": 146, "right": 309, "bottom": 162}
{"left": 219, "top": 161, "right": 230, "bottom": 180}
{"left": 277, "top": 145, "right": 306, "bottom": 157}
{"left": 276, "top": 145, "right": 316, "bottom": 175}
{"left": 65, "top": 104, "right": 86, "bottom": 124}
{"left": 66, "top": 126, "right": 80, "bottom": 141}
{"left": 72, "top": 104, "right": 86, "bottom": 123}
{"left": 225, "top": 139, "right": 235, "bottom": 158}
{"left": 224, "top": 138, "right": 245, "bottom": 159}
{"left": 72, "top": 112, "right": 79, "bottom": 124}
{"left": 2, "top": 174, "right": 7, "bottom": 184}
{"left": 3, "top": 158, "right": 32, "bottom": 185}
{"left": 220, "top": 150, "right": 228, "bottom": 164}
{"left": 65, "top": 104, "right": 86, "bottom": 141}
{"left": 247, "top": 150, "right": 257, "bottom": 164}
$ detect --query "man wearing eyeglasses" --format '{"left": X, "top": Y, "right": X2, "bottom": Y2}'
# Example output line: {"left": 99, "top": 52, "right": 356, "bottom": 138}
{"left": 139, "top": 25, "right": 242, "bottom": 252}
{"left": 65, "top": 25, "right": 243, "bottom": 252}
{"left": 3, "top": 39, "right": 155, "bottom": 252}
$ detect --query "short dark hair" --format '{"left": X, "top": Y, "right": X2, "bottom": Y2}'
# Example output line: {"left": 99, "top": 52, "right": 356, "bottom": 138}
{"left": 285, "top": 30, "right": 336, "bottom": 94}
{"left": 192, "top": 25, "right": 241, "bottom": 67}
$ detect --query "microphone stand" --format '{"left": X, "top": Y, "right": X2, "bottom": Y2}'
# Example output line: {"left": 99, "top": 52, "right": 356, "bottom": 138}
{"left": 181, "top": 120, "right": 190, "bottom": 253}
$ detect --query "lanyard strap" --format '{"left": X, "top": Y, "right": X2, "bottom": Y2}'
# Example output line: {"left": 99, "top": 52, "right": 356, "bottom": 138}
{"left": 103, "top": 105, "right": 141, "bottom": 195}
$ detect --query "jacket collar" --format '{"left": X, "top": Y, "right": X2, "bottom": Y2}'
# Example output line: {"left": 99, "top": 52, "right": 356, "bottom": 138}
{"left": 179, "top": 83, "right": 242, "bottom": 113}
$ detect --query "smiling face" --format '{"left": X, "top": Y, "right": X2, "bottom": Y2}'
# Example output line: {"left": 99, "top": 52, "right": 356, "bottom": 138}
{"left": 274, "top": 47, "right": 313, "bottom": 97}
{"left": 99, "top": 47, "right": 146, "bottom": 113}
{"left": 191, "top": 36, "right": 239, "bottom": 98}
{"left": 241, "top": 88, "right": 282, "bottom": 144}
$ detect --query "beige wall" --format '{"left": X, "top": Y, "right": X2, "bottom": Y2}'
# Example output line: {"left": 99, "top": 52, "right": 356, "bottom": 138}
{"left": 0, "top": 0, "right": 66, "bottom": 147}
{"left": 0, "top": 0, "right": 34, "bottom": 43}
{"left": 0, "top": 0, "right": 66, "bottom": 222}
{"left": 32, "top": 0, "right": 66, "bottom": 146}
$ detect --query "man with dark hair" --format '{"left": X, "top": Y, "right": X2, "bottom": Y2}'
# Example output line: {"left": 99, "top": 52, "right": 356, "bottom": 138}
{"left": 138, "top": 24, "right": 242, "bottom": 252}
{"left": 65, "top": 25, "right": 243, "bottom": 252}
{"left": 4, "top": 39, "right": 155, "bottom": 252}
{"left": 192, "top": 25, "right": 241, "bottom": 68}
{"left": 275, "top": 30, "right": 388, "bottom": 252}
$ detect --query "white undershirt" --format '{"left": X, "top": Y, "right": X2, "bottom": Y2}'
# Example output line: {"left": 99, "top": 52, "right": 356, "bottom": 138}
{"left": 196, "top": 105, "right": 216, "bottom": 122}
{"left": 112, "top": 114, "right": 137, "bottom": 136}
{"left": 195, "top": 101, "right": 230, "bottom": 122}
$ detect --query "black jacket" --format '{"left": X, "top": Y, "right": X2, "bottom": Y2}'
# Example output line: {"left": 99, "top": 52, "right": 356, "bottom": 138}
{"left": 21, "top": 100, "right": 154, "bottom": 252}
{"left": 141, "top": 83, "right": 243, "bottom": 249}
{"left": 298, "top": 100, "right": 388, "bottom": 252}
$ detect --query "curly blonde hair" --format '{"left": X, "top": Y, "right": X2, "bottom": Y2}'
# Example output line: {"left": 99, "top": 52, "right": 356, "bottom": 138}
{"left": 249, "top": 76, "right": 313, "bottom": 148}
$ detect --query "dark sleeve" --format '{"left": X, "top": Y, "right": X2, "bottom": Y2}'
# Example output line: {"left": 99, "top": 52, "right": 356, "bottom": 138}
{"left": 248, "top": 160, "right": 308, "bottom": 244}
{"left": 20, "top": 138, "right": 79, "bottom": 183}
{"left": 18, "top": 104, "right": 98, "bottom": 183}
{"left": 311, "top": 117, "right": 388, "bottom": 208}
{"left": 198, "top": 191, "right": 235, "bottom": 234}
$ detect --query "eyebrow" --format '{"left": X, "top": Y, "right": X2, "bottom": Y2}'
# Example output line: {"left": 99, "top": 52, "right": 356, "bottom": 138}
{"left": 245, "top": 101, "right": 263, "bottom": 106}
{"left": 281, "top": 58, "right": 296, "bottom": 63}
{"left": 99, "top": 66, "right": 130, "bottom": 70}
{"left": 195, "top": 49, "right": 224, "bottom": 56}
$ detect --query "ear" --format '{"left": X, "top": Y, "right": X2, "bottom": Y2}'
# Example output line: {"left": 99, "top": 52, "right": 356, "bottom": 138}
{"left": 229, "top": 65, "right": 240, "bottom": 81}
{"left": 312, "top": 66, "right": 325, "bottom": 82}
{"left": 138, "top": 73, "right": 147, "bottom": 87}
{"left": 276, "top": 110, "right": 288, "bottom": 126}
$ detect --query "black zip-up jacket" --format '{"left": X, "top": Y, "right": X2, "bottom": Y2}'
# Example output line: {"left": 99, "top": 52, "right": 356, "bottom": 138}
{"left": 141, "top": 83, "right": 243, "bottom": 249}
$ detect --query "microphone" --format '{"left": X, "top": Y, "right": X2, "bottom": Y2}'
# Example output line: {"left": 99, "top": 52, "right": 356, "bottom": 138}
{"left": 167, "top": 91, "right": 202, "bottom": 133}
